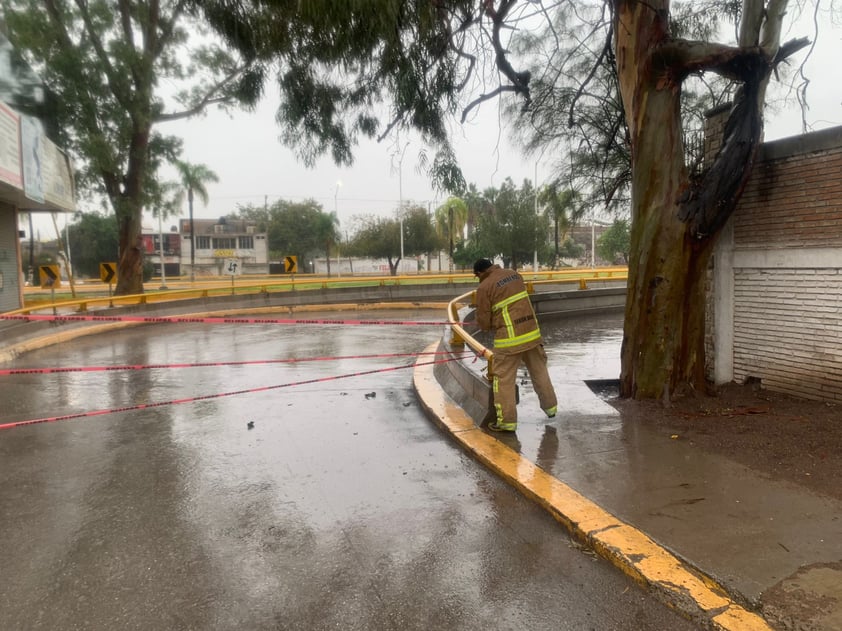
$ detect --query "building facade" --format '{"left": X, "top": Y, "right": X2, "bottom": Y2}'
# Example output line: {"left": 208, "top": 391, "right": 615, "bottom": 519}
{"left": 708, "top": 118, "right": 842, "bottom": 403}
{"left": 141, "top": 227, "right": 182, "bottom": 279}
{"left": 0, "top": 33, "right": 75, "bottom": 312}
{"left": 180, "top": 217, "right": 268, "bottom": 276}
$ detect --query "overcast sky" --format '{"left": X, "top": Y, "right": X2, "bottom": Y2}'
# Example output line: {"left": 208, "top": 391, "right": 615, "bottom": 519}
{"left": 24, "top": 8, "right": 842, "bottom": 238}
{"left": 152, "top": 95, "right": 524, "bottom": 232}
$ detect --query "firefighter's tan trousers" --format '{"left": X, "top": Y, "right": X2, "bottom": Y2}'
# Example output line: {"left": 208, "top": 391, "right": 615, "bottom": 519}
{"left": 491, "top": 343, "right": 558, "bottom": 425}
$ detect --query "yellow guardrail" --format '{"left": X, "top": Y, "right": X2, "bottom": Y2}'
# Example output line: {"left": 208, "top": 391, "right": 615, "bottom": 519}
{"left": 13, "top": 272, "right": 474, "bottom": 315}
{"left": 10, "top": 267, "right": 628, "bottom": 316}
{"left": 446, "top": 287, "right": 495, "bottom": 376}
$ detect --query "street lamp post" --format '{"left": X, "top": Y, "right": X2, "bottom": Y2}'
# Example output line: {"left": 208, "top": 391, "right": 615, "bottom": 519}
{"left": 333, "top": 180, "right": 342, "bottom": 277}
{"left": 533, "top": 161, "right": 539, "bottom": 278}
{"left": 188, "top": 187, "right": 195, "bottom": 283}
{"left": 393, "top": 142, "right": 409, "bottom": 267}
{"left": 158, "top": 211, "right": 168, "bottom": 290}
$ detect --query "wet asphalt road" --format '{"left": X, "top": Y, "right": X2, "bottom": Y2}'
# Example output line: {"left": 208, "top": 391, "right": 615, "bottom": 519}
{"left": 0, "top": 310, "right": 697, "bottom": 630}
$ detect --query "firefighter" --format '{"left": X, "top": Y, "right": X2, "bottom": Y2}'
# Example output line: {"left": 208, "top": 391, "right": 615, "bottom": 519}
{"left": 473, "top": 258, "right": 558, "bottom": 432}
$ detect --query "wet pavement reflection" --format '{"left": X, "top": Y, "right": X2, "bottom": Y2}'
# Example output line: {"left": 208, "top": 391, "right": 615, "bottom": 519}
{"left": 0, "top": 309, "right": 696, "bottom": 630}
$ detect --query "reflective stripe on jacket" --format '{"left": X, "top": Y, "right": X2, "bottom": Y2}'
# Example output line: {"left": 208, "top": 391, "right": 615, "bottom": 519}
{"left": 475, "top": 266, "right": 542, "bottom": 350}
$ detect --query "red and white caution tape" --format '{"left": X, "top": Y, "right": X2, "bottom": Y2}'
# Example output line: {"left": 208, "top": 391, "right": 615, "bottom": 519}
{"left": 0, "top": 356, "right": 466, "bottom": 431}
{"left": 0, "top": 350, "right": 471, "bottom": 376}
{"left": 0, "top": 313, "right": 457, "bottom": 326}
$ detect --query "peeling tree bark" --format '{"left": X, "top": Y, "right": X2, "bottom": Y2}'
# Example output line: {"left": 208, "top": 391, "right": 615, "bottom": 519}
{"left": 116, "top": 203, "right": 146, "bottom": 296}
{"left": 113, "top": 126, "right": 151, "bottom": 296}
{"left": 612, "top": 0, "right": 805, "bottom": 401}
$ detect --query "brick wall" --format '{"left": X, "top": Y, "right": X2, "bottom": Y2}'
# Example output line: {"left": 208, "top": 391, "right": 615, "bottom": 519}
{"left": 712, "top": 126, "right": 842, "bottom": 403}
{"left": 735, "top": 143, "right": 842, "bottom": 248}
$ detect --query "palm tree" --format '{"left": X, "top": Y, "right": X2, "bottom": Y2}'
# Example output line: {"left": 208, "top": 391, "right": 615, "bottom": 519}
{"left": 174, "top": 161, "right": 219, "bottom": 281}
{"left": 434, "top": 197, "right": 468, "bottom": 271}
{"left": 539, "top": 184, "right": 585, "bottom": 269}
{"left": 314, "top": 210, "right": 340, "bottom": 276}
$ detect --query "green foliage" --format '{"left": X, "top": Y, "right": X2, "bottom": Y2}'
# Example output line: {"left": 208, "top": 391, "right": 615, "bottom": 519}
{"left": 313, "top": 210, "right": 340, "bottom": 274}
{"left": 434, "top": 196, "right": 467, "bottom": 262}
{"left": 142, "top": 260, "right": 155, "bottom": 283}
{"left": 67, "top": 210, "right": 119, "bottom": 279}
{"left": 540, "top": 184, "right": 587, "bottom": 267}
{"left": 402, "top": 205, "right": 441, "bottom": 255}
{"left": 193, "top": 1, "right": 734, "bottom": 206}
{"left": 558, "top": 238, "right": 585, "bottom": 261}
{"left": 2, "top": 0, "right": 258, "bottom": 293}
{"left": 193, "top": 0, "right": 484, "bottom": 193}
{"left": 597, "top": 219, "right": 631, "bottom": 265}
{"left": 346, "top": 204, "right": 437, "bottom": 275}
{"left": 452, "top": 240, "right": 485, "bottom": 271}
{"left": 235, "top": 199, "right": 334, "bottom": 263}
{"left": 507, "top": 2, "right": 737, "bottom": 211}
{"left": 471, "top": 178, "right": 551, "bottom": 270}
{"left": 349, "top": 216, "right": 401, "bottom": 273}
{"left": 174, "top": 162, "right": 220, "bottom": 208}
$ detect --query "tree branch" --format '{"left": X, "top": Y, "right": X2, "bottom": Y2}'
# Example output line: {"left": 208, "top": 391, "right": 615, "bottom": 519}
{"left": 656, "top": 35, "right": 810, "bottom": 84}
{"left": 569, "top": 23, "right": 613, "bottom": 128}
{"left": 155, "top": 65, "right": 251, "bottom": 122}
{"left": 484, "top": 0, "right": 532, "bottom": 106}
{"left": 72, "top": 0, "right": 133, "bottom": 110}
{"left": 461, "top": 85, "right": 522, "bottom": 123}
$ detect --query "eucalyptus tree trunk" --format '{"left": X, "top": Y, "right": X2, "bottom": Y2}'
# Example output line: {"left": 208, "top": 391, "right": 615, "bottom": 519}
{"left": 115, "top": 204, "right": 146, "bottom": 296}
{"left": 613, "top": 0, "right": 801, "bottom": 400}
{"left": 113, "top": 124, "right": 152, "bottom": 296}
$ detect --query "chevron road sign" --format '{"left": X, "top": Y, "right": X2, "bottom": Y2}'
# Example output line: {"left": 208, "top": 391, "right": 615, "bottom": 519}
{"left": 39, "top": 265, "right": 60, "bottom": 289}
{"left": 100, "top": 262, "right": 117, "bottom": 284}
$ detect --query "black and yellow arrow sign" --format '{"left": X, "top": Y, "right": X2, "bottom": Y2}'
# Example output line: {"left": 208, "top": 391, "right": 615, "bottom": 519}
{"left": 100, "top": 262, "right": 117, "bottom": 284}
{"left": 39, "top": 265, "right": 60, "bottom": 289}
{"left": 284, "top": 256, "right": 298, "bottom": 273}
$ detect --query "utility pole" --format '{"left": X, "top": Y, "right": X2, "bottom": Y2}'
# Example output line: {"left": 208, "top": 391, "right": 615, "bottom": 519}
{"left": 392, "top": 141, "right": 409, "bottom": 269}
{"left": 188, "top": 187, "right": 195, "bottom": 283}
{"left": 333, "top": 181, "right": 342, "bottom": 277}
{"left": 533, "top": 161, "right": 539, "bottom": 277}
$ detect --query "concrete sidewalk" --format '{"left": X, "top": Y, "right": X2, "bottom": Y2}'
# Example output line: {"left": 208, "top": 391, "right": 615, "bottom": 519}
{"left": 413, "top": 314, "right": 842, "bottom": 631}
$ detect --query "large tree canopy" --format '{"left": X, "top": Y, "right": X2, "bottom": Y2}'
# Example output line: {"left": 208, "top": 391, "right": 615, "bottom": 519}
{"left": 191, "top": 0, "right": 817, "bottom": 401}
{"left": 2, "top": 0, "right": 262, "bottom": 294}
{"left": 348, "top": 205, "right": 438, "bottom": 275}
{"left": 15, "top": 0, "right": 812, "bottom": 400}
{"left": 235, "top": 199, "right": 332, "bottom": 263}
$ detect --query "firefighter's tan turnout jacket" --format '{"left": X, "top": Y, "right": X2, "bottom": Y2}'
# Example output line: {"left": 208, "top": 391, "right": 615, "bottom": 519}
{"left": 475, "top": 265, "right": 542, "bottom": 352}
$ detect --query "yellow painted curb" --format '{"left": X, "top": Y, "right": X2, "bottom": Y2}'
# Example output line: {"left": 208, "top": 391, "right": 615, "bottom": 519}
{"left": 413, "top": 341, "right": 773, "bottom": 631}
